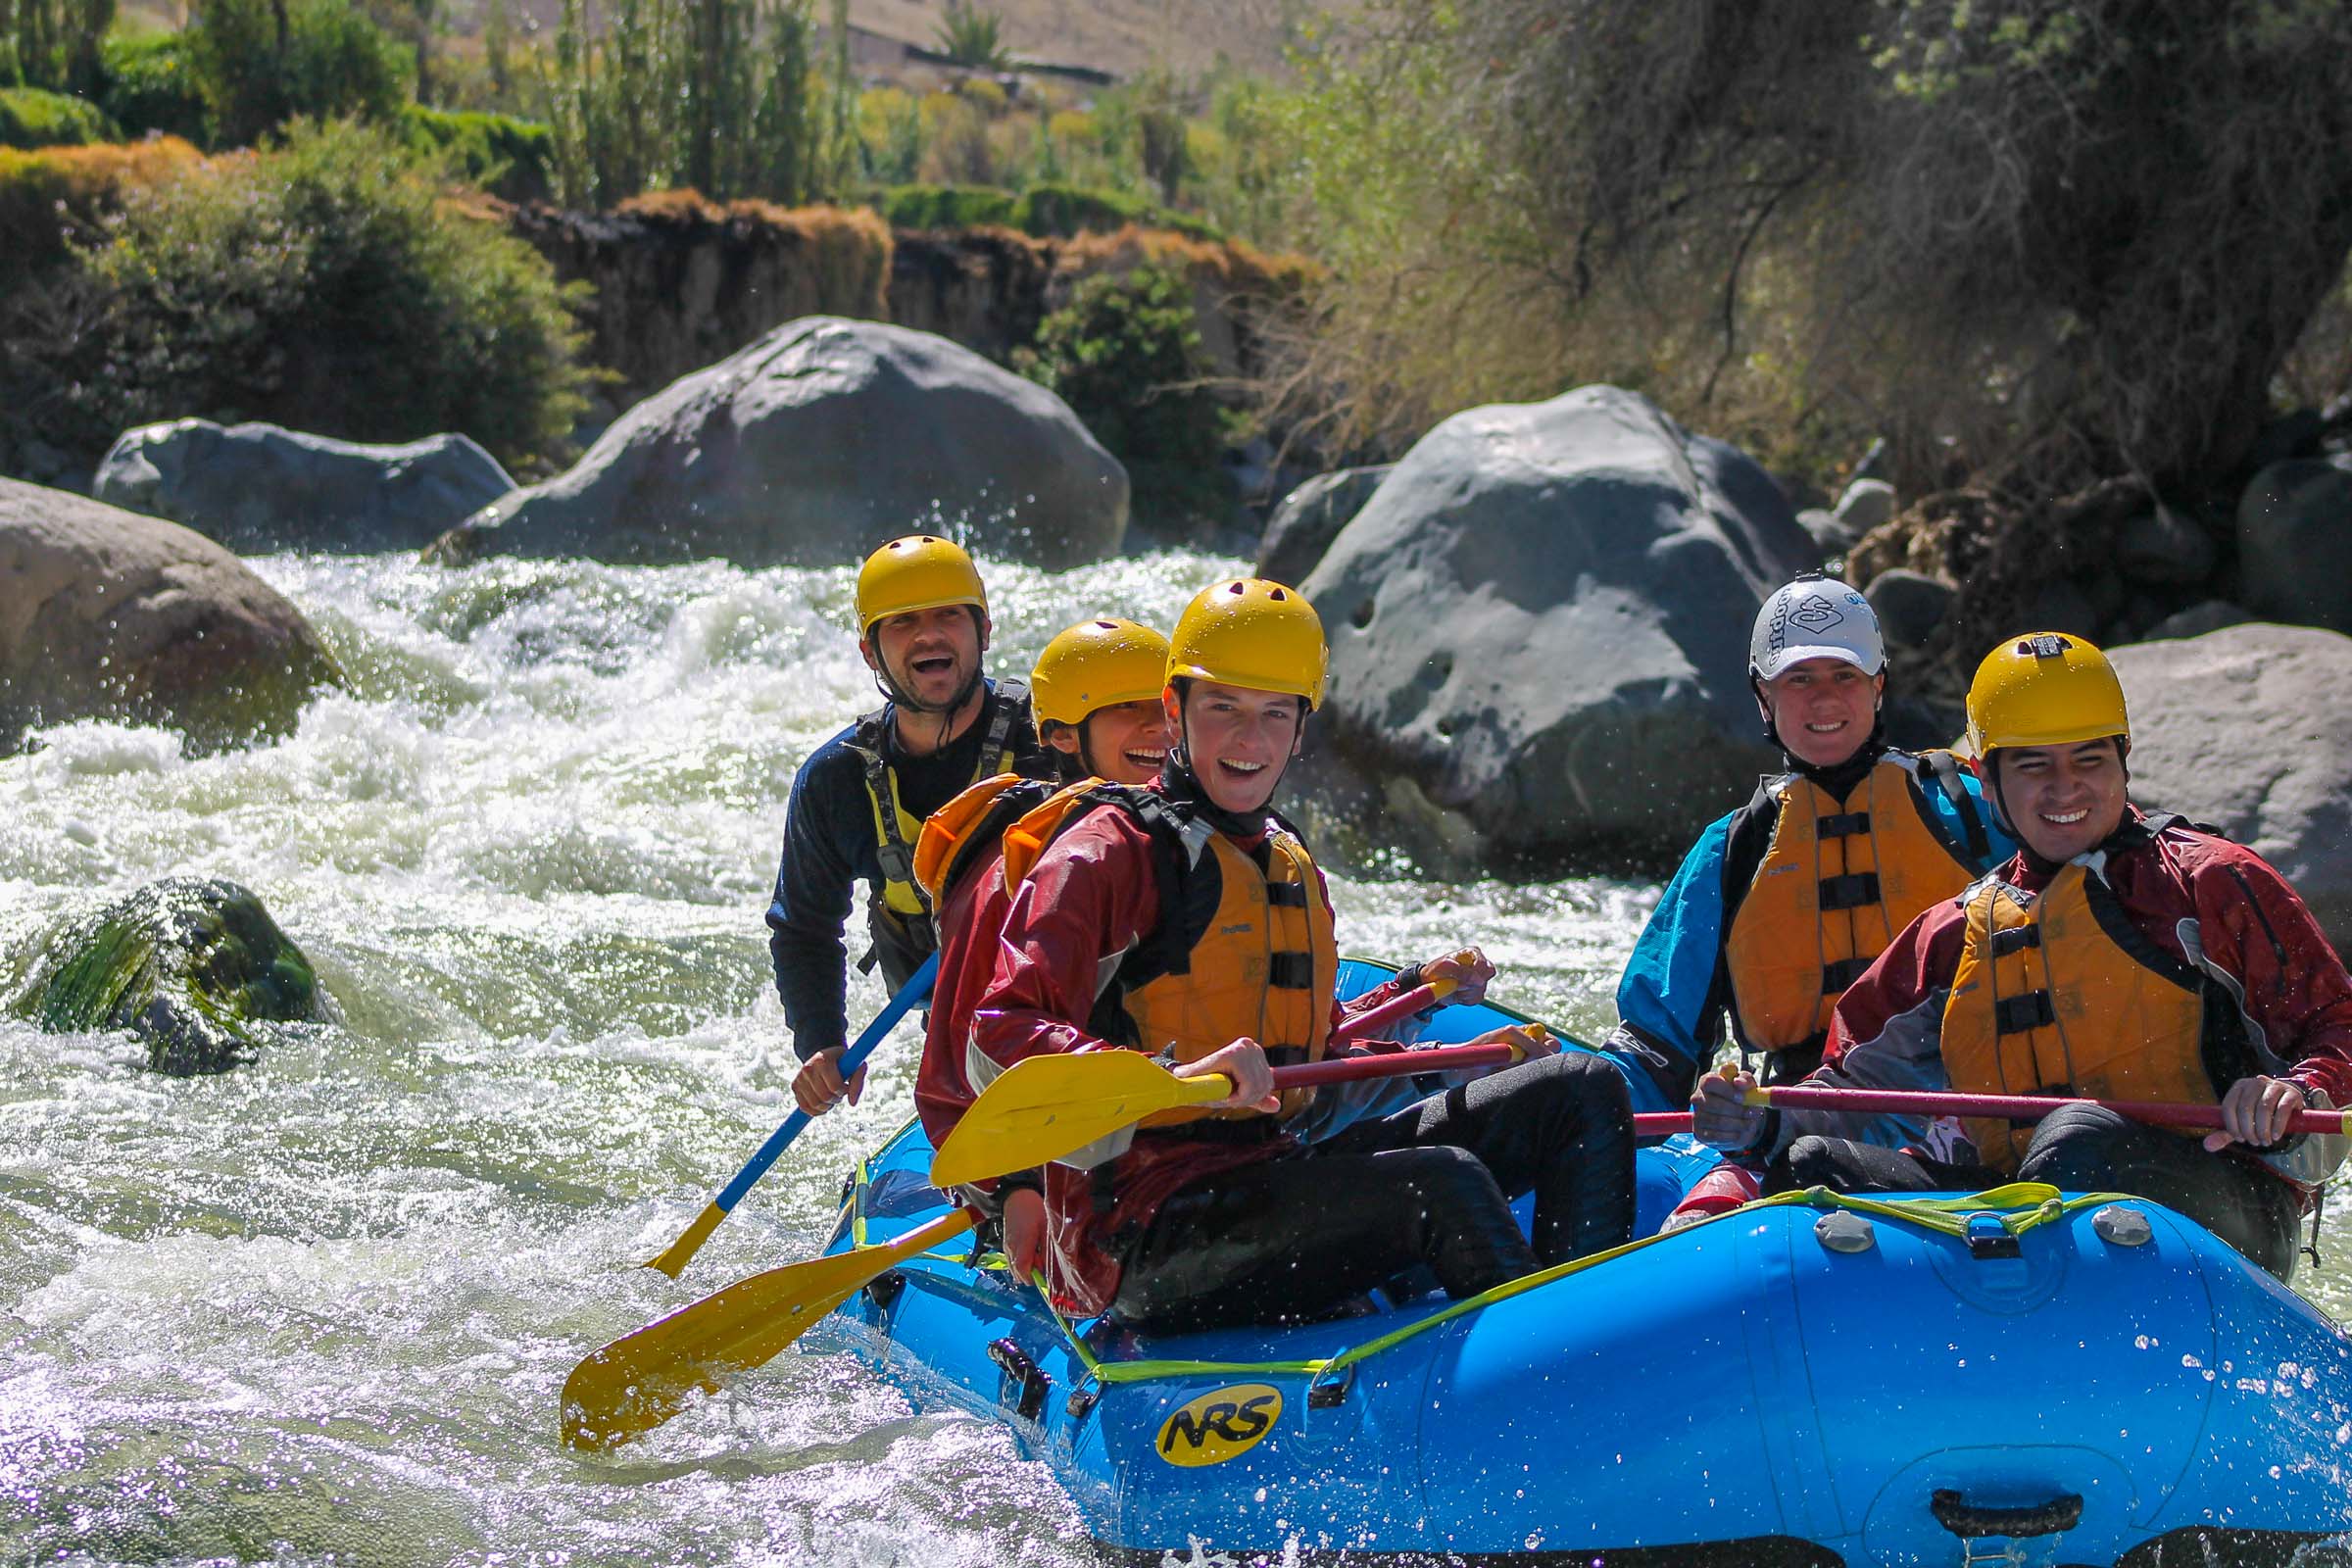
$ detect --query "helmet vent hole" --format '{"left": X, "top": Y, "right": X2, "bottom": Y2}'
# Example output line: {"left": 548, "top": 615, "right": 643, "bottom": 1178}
{"left": 1350, "top": 600, "right": 1374, "bottom": 629}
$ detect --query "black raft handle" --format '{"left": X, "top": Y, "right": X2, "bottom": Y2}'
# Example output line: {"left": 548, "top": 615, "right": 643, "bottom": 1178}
{"left": 1930, "top": 1489, "right": 2083, "bottom": 1541}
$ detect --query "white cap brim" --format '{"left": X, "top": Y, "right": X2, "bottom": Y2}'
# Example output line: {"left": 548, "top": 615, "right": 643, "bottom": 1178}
{"left": 1754, "top": 643, "right": 1886, "bottom": 679}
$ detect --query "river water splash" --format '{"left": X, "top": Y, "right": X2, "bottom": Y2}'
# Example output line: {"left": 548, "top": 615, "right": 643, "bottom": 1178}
{"left": 2, "top": 551, "right": 2343, "bottom": 1566}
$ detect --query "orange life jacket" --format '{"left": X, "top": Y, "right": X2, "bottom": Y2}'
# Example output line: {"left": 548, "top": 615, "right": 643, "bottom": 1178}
{"left": 1940, "top": 860, "right": 2215, "bottom": 1173}
{"left": 1725, "top": 753, "right": 1989, "bottom": 1055}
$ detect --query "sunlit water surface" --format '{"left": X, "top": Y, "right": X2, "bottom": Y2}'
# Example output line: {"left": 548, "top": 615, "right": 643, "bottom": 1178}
{"left": 1, "top": 550, "right": 2342, "bottom": 1567}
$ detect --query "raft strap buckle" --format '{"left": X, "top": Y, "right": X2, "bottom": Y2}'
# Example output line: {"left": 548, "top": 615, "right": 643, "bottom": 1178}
{"left": 863, "top": 1268, "right": 907, "bottom": 1313}
{"left": 1307, "top": 1362, "right": 1356, "bottom": 1408}
{"left": 987, "top": 1337, "right": 1052, "bottom": 1421}
{"left": 1963, "top": 1212, "right": 2022, "bottom": 1260}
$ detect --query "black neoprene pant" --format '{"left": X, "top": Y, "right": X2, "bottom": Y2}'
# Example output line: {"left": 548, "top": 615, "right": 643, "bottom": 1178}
{"left": 1108, "top": 1052, "right": 1636, "bottom": 1333}
{"left": 1768, "top": 1102, "right": 2303, "bottom": 1280}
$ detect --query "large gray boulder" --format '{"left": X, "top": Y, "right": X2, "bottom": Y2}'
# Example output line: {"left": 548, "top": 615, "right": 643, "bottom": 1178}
{"left": 94, "top": 418, "right": 514, "bottom": 553}
{"left": 0, "top": 478, "right": 340, "bottom": 755}
{"left": 1301, "top": 385, "right": 1819, "bottom": 870}
{"left": 426, "top": 317, "right": 1128, "bottom": 569}
{"left": 1256, "top": 466, "right": 1391, "bottom": 587}
{"left": 2236, "top": 456, "right": 2352, "bottom": 634}
{"left": 2112, "top": 623, "right": 2352, "bottom": 951}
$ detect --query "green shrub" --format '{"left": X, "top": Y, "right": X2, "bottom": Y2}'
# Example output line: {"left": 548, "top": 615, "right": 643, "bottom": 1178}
{"left": 99, "top": 31, "right": 210, "bottom": 145}
{"left": 1011, "top": 181, "right": 1220, "bottom": 242}
{"left": 0, "top": 85, "right": 119, "bottom": 148}
{"left": 21, "top": 118, "right": 587, "bottom": 466}
{"left": 187, "top": 0, "right": 410, "bottom": 148}
{"left": 1018, "top": 261, "right": 1235, "bottom": 534}
{"left": 871, "top": 181, "right": 1017, "bottom": 229}
{"left": 402, "top": 104, "right": 553, "bottom": 203}
{"left": 869, "top": 178, "right": 1224, "bottom": 241}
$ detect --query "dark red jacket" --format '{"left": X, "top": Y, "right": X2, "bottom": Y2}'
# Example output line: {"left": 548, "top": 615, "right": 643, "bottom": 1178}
{"left": 962, "top": 789, "right": 1409, "bottom": 1317}
{"left": 1791, "top": 810, "right": 2352, "bottom": 1188}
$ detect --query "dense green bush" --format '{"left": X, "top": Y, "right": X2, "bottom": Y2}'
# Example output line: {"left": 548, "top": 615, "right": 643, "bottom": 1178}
{"left": 1018, "top": 261, "right": 1235, "bottom": 534}
{"left": 0, "top": 85, "right": 118, "bottom": 148}
{"left": 871, "top": 181, "right": 1017, "bottom": 229}
{"left": 16, "top": 118, "right": 586, "bottom": 465}
{"left": 403, "top": 104, "right": 553, "bottom": 203}
{"left": 187, "top": 0, "right": 409, "bottom": 148}
{"left": 870, "top": 180, "right": 1225, "bottom": 241}
{"left": 98, "top": 31, "right": 209, "bottom": 144}
{"left": 1013, "top": 181, "right": 1220, "bottom": 241}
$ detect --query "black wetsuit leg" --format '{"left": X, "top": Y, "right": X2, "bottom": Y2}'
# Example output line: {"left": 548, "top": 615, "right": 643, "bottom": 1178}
{"left": 1108, "top": 1144, "right": 1537, "bottom": 1334}
{"left": 1315, "top": 1051, "right": 1637, "bottom": 1266}
{"left": 2015, "top": 1103, "right": 2303, "bottom": 1280}
{"left": 1765, "top": 1135, "right": 2004, "bottom": 1196}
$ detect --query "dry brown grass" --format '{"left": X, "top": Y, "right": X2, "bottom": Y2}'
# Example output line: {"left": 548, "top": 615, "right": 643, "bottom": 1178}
{"left": 0, "top": 137, "right": 208, "bottom": 282}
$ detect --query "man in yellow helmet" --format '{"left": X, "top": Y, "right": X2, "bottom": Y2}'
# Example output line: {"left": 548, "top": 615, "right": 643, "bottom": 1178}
{"left": 1692, "top": 631, "right": 2352, "bottom": 1278}
{"left": 766, "top": 535, "right": 1051, "bottom": 1117}
{"left": 960, "top": 578, "right": 1636, "bottom": 1330}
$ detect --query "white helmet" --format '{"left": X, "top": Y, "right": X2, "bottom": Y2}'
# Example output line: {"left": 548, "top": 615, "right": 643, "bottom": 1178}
{"left": 1749, "top": 574, "right": 1886, "bottom": 680}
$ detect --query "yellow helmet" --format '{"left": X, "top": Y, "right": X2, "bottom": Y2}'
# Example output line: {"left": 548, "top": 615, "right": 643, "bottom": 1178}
{"left": 854, "top": 535, "right": 986, "bottom": 636}
{"left": 1166, "top": 578, "right": 1328, "bottom": 709}
{"left": 1965, "top": 631, "right": 2130, "bottom": 757}
{"left": 1031, "top": 617, "right": 1171, "bottom": 726}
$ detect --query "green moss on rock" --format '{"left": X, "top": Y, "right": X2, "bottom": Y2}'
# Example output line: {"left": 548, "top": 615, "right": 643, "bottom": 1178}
{"left": 33, "top": 877, "right": 326, "bottom": 1074}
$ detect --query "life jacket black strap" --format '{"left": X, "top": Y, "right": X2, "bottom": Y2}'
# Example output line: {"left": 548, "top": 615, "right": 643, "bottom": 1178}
{"left": 1261, "top": 1045, "right": 1312, "bottom": 1066}
{"left": 1265, "top": 881, "right": 1309, "bottom": 907}
{"left": 1821, "top": 956, "right": 1874, "bottom": 993}
{"left": 1818, "top": 811, "right": 1871, "bottom": 840}
{"left": 1990, "top": 923, "right": 2042, "bottom": 958}
{"left": 1819, "top": 872, "right": 1882, "bottom": 911}
{"left": 1995, "top": 991, "right": 2056, "bottom": 1035}
{"left": 1267, "top": 951, "right": 1316, "bottom": 989}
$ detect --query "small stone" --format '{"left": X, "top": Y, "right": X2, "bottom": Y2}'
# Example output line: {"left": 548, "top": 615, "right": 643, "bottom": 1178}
{"left": 1833, "top": 478, "right": 1898, "bottom": 535}
{"left": 1863, "top": 568, "right": 1954, "bottom": 649}
{"left": 2116, "top": 504, "right": 2220, "bottom": 586}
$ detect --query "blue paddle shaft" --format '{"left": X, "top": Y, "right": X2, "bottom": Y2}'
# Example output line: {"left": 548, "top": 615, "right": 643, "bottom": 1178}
{"left": 712, "top": 953, "right": 939, "bottom": 1213}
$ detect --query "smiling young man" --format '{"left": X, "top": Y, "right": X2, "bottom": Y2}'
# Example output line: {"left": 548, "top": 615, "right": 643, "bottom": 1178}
{"left": 764, "top": 535, "right": 1051, "bottom": 1115}
{"left": 961, "top": 578, "right": 1635, "bottom": 1330}
{"left": 1691, "top": 631, "right": 2352, "bottom": 1278}
{"left": 1600, "top": 575, "right": 2012, "bottom": 1119}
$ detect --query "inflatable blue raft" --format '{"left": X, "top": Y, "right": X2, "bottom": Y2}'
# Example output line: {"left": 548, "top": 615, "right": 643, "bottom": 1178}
{"left": 808, "top": 965, "right": 2352, "bottom": 1565}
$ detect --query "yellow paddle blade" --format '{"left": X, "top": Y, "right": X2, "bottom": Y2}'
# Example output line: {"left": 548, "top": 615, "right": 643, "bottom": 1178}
{"left": 561, "top": 1209, "right": 974, "bottom": 1451}
{"left": 929, "top": 1050, "right": 1230, "bottom": 1189}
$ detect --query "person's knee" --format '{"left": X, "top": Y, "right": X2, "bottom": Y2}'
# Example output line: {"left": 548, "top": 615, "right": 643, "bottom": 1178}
{"left": 1511, "top": 1049, "right": 1632, "bottom": 1120}
{"left": 1765, "top": 1137, "right": 1838, "bottom": 1196}
{"left": 1389, "top": 1145, "right": 1506, "bottom": 1209}
{"left": 2017, "top": 1103, "right": 2137, "bottom": 1187}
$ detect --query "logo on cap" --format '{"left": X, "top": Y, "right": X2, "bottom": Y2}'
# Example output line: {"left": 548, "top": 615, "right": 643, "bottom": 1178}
{"left": 2020, "top": 633, "right": 2072, "bottom": 660}
{"left": 1788, "top": 593, "right": 1843, "bottom": 633}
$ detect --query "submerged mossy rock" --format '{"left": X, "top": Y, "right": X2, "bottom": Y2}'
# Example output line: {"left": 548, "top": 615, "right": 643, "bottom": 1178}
{"left": 33, "top": 877, "right": 328, "bottom": 1074}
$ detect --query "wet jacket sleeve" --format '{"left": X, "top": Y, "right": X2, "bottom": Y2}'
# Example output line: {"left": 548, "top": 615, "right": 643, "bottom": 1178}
{"left": 2183, "top": 845, "right": 2352, "bottom": 1108}
{"left": 1603, "top": 813, "right": 1736, "bottom": 1111}
{"left": 1760, "top": 906, "right": 1971, "bottom": 1162}
{"left": 763, "top": 733, "right": 870, "bottom": 1060}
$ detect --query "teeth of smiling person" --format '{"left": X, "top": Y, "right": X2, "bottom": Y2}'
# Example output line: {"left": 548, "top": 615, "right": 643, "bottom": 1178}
{"left": 1221, "top": 759, "right": 1265, "bottom": 773}
{"left": 2043, "top": 808, "right": 2088, "bottom": 824}
{"left": 1806, "top": 721, "right": 1844, "bottom": 731}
